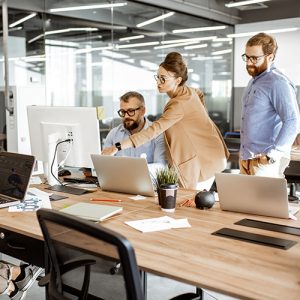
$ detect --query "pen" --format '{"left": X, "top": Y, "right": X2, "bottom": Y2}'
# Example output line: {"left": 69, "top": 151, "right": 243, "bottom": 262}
{"left": 90, "top": 198, "right": 122, "bottom": 202}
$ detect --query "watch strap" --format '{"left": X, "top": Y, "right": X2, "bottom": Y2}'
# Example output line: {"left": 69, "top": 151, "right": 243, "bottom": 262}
{"left": 115, "top": 142, "right": 122, "bottom": 151}
{"left": 266, "top": 155, "right": 276, "bottom": 164}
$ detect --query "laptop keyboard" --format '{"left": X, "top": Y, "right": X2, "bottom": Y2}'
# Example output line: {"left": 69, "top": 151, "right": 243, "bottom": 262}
{"left": 0, "top": 197, "right": 20, "bottom": 208}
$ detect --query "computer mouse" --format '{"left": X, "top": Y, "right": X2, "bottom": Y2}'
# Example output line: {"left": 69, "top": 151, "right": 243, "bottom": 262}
{"left": 58, "top": 169, "right": 71, "bottom": 176}
{"left": 195, "top": 190, "right": 215, "bottom": 209}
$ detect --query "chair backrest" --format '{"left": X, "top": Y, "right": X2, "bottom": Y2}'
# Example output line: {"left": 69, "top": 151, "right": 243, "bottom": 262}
{"left": 37, "top": 208, "right": 144, "bottom": 300}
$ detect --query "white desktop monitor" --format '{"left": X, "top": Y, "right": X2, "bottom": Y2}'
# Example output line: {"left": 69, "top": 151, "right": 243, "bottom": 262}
{"left": 27, "top": 106, "right": 101, "bottom": 181}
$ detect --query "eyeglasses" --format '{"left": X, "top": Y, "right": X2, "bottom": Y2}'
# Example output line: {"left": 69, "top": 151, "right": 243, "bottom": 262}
{"left": 154, "top": 74, "right": 175, "bottom": 84}
{"left": 117, "top": 107, "right": 141, "bottom": 118}
{"left": 241, "top": 53, "right": 267, "bottom": 64}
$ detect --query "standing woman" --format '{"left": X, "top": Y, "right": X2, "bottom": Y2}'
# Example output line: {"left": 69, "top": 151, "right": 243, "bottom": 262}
{"left": 102, "top": 52, "right": 229, "bottom": 189}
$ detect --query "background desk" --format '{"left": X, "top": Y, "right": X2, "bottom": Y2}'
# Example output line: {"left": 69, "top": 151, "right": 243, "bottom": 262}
{"left": 0, "top": 186, "right": 299, "bottom": 300}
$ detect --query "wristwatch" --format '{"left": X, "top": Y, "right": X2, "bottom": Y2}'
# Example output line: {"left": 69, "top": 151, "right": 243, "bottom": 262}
{"left": 115, "top": 142, "right": 122, "bottom": 151}
{"left": 266, "top": 155, "right": 276, "bottom": 164}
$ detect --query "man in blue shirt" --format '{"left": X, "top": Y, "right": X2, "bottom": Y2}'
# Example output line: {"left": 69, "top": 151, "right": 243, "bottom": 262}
{"left": 103, "top": 91, "right": 167, "bottom": 175}
{"left": 240, "top": 32, "right": 300, "bottom": 177}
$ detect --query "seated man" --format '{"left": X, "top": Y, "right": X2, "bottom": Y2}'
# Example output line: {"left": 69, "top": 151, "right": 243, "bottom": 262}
{"left": 103, "top": 91, "right": 167, "bottom": 175}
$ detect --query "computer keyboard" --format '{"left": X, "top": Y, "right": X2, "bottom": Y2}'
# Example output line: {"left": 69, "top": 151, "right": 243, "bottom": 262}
{"left": 47, "top": 184, "right": 88, "bottom": 195}
{"left": 63, "top": 177, "right": 98, "bottom": 185}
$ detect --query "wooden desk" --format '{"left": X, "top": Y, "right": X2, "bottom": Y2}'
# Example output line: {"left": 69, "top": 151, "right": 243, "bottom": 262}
{"left": 0, "top": 186, "right": 300, "bottom": 300}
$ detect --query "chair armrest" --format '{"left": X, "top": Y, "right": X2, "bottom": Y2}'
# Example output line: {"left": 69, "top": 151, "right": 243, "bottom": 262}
{"left": 38, "top": 258, "right": 96, "bottom": 287}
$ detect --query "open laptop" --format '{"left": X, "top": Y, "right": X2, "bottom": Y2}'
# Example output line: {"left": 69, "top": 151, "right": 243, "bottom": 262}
{"left": 91, "top": 154, "right": 155, "bottom": 197}
{"left": 0, "top": 152, "right": 36, "bottom": 208}
{"left": 215, "top": 173, "right": 299, "bottom": 219}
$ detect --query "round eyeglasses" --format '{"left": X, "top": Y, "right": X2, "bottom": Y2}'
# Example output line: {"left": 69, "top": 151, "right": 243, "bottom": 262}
{"left": 241, "top": 53, "right": 267, "bottom": 64}
{"left": 117, "top": 107, "right": 141, "bottom": 118}
{"left": 154, "top": 74, "right": 175, "bottom": 84}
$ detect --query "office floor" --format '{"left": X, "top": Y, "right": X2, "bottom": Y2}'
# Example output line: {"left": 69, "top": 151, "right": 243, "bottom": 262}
{"left": 2, "top": 254, "right": 238, "bottom": 300}
{"left": 25, "top": 274, "right": 239, "bottom": 300}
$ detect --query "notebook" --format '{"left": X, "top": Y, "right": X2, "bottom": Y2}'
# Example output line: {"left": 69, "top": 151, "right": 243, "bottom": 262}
{"left": 0, "top": 152, "right": 36, "bottom": 208}
{"left": 91, "top": 154, "right": 156, "bottom": 197}
{"left": 60, "top": 202, "right": 123, "bottom": 221}
{"left": 215, "top": 173, "right": 299, "bottom": 219}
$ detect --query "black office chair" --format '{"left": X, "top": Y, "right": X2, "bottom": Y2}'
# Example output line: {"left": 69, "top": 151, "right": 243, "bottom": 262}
{"left": 223, "top": 134, "right": 240, "bottom": 171}
{"left": 284, "top": 160, "right": 300, "bottom": 202}
{"left": 37, "top": 209, "right": 201, "bottom": 300}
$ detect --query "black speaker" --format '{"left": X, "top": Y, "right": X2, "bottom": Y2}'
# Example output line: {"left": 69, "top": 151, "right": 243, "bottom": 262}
{"left": 195, "top": 190, "right": 215, "bottom": 209}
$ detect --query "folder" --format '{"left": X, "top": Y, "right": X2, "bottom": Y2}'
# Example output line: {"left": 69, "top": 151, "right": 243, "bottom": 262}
{"left": 60, "top": 202, "right": 123, "bottom": 222}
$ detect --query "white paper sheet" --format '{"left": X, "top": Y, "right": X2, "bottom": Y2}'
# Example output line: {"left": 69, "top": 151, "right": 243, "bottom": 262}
{"left": 125, "top": 216, "right": 191, "bottom": 233}
{"left": 129, "top": 195, "right": 146, "bottom": 201}
{"left": 8, "top": 187, "right": 52, "bottom": 212}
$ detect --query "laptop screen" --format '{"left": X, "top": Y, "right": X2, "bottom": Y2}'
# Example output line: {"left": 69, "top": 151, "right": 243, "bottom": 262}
{"left": 0, "top": 152, "right": 35, "bottom": 201}
{"left": 91, "top": 154, "right": 156, "bottom": 197}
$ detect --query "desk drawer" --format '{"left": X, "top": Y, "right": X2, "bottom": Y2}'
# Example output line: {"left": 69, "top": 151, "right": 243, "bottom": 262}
{"left": 0, "top": 227, "right": 45, "bottom": 267}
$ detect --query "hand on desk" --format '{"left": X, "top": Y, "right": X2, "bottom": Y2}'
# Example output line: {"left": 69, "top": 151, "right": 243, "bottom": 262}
{"left": 101, "top": 146, "right": 118, "bottom": 156}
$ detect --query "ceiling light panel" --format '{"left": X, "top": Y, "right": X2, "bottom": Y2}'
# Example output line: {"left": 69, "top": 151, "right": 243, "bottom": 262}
{"left": 227, "top": 27, "right": 298, "bottom": 38}
{"left": 28, "top": 28, "right": 98, "bottom": 44}
{"left": 119, "top": 35, "right": 145, "bottom": 41}
{"left": 211, "top": 49, "right": 232, "bottom": 55}
{"left": 9, "top": 13, "right": 37, "bottom": 28}
{"left": 116, "top": 41, "right": 160, "bottom": 49}
{"left": 49, "top": 3, "right": 127, "bottom": 12}
{"left": 162, "top": 36, "right": 217, "bottom": 44}
{"left": 136, "top": 12, "right": 175, "bottom": 28}
{"left": 154, "top": 41, "right": 199, "bottom": 50}
{"left": 172, "top": 25, "right": 227, "bottom": 33}
{"left": 184, "top": 44, "right": 208, "bottom": 50}
{"left": 225, "top": 0, "right": 270, "bottom": 8}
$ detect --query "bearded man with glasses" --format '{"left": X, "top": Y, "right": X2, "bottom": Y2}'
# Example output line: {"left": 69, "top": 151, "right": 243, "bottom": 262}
{"left": 240, "top": 32, "right": 300, "bottom": 176}
{"left": 103, "top": 91, "right": 166, "bottom": 174}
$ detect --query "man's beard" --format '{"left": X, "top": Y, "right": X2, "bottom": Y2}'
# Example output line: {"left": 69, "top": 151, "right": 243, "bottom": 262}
{"left": 246, "top": 58, "right": 268, "bottom": 77}
{"left": 123, "top": 119, "right": 139, "bottom": 131}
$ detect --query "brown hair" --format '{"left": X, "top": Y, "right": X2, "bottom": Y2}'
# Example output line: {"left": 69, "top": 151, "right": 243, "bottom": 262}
{"left": 120, "top": 91, "right": 145, "bottom": 105}
{"left": 160, "top": 52, "right": 188, "bottom": 86}
{"left": 246, "top": 32, "right": 278, "bottom": 58}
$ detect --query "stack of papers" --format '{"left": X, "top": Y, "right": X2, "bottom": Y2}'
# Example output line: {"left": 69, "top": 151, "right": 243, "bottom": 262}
{"left": 125, "top": 216, "right": 191, "bottom": 233}
{"left": 9, "top": 188, "right": 52, "bottom": 212}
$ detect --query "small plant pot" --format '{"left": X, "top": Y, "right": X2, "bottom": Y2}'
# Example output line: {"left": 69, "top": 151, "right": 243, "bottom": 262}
{"left": 159, "top": 184, "right": 178, "bottom": 212}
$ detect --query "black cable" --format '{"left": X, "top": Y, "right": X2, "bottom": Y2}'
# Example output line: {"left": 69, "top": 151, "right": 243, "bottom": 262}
{"left": 50, "top": 139, "right": 72, "bottom": 186}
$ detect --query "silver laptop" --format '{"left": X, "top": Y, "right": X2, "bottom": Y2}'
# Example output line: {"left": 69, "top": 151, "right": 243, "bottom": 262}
{"left": 215, "top": 173, "right": 299, "bottom": 219}
{"left": 91, "top": 154, "right": 156, "bottom": 197}
{"left": 0, "top": 152, "right": 36, "bottom": 208}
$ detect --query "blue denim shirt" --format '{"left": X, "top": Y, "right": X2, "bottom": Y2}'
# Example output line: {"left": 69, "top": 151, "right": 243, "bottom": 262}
{"left": 103, "top": 118, "right": 167, "bottom": 174}
{"left": 240, "top": 64, "right": 300, "bottom": 160}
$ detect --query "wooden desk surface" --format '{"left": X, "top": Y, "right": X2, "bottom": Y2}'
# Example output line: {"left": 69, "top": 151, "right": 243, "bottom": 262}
{"left": 0, "top": 186, "right": 299, "bottom": 300}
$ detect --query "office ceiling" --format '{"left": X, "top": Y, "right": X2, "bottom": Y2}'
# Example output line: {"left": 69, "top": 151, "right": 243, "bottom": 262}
{"left": 136, "top": 0, "right": 300, "bottom": 25}
{"left": 1, "top": 1, "right": 235, "bottom": 59}
{"left": 1, "top": 0, "right": 299, "bottom": 77}
{"left": 2, "top": 0, "right": 299, "bottom": 45}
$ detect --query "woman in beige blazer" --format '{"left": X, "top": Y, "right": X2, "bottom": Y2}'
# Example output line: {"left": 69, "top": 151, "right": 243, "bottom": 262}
{"left": 102, "top": 52, "right": 229, "bottom": 189}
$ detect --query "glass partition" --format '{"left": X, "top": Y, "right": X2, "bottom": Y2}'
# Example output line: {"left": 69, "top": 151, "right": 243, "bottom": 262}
{"left": 1, "top": 0, "right": 234, "bottom": 152}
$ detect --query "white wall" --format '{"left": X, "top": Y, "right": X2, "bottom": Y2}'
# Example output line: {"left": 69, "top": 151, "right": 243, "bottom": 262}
{"left": 232, "top": 18, "right": 300, "bottom": 130}
{"left": 234, "top": 17, "right": 300, "bottom": 87}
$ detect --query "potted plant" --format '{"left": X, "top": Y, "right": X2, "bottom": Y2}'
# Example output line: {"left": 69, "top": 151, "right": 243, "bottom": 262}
{"left": 154, "top": 166, "right": 179, "bottom": 212}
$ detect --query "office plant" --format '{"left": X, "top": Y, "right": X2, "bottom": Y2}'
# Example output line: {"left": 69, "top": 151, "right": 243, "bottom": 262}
{"left": 154, "top": 166, "right": 179, "bottom": 210}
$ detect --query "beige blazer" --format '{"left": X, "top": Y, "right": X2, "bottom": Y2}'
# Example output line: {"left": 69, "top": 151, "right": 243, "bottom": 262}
{"left": 130, "top": 86, "right": 229, "bottom": 189}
